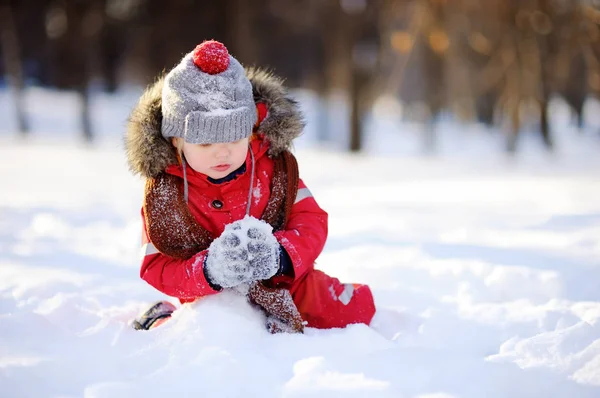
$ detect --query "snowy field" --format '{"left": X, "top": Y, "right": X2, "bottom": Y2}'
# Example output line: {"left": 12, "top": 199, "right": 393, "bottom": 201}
{"left": 1, "top": 87, "right": 600, "bottom": 397}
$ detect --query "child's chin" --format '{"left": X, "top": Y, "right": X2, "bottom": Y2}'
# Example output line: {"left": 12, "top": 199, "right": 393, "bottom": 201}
{"left": 207, "top": 169, "right": 230, "bottom": 179}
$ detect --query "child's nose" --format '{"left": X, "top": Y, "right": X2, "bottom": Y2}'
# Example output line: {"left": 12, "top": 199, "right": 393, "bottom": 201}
{"left": 214, "top": 143, "right": 231, "bottom": 158}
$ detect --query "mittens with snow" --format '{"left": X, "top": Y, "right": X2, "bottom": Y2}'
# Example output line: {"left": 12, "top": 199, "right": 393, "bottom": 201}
{"left": 204, "top": 217, "right": 281, "bottom": 289}
{"left": 246, "top": 226, "right": 281, "bottom": 281}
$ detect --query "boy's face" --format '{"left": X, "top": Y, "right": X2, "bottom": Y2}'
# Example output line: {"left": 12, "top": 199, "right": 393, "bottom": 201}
{"left": 181, "top": 137, "right": 249, "bottom": 179}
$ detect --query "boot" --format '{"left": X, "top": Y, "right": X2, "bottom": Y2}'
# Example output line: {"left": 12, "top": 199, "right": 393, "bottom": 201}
{"left": 132, "top": 301, "right": 177, "bottom": 330}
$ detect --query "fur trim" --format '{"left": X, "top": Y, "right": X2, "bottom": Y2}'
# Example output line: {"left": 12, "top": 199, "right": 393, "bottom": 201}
{"left": 246, "top": 68, "right": 305, "bottom": 157}
{"left": 125, "top": 69, "right": 304, "bottom": 178}
{"left": 125, "top": 75, "right": 178, "bottom": 178}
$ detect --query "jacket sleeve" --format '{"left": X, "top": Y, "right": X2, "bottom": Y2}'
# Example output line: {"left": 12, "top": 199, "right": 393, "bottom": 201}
{"left": 139, "top": 209, "right": 220, "bottom": 300}
{"left": 273, "top": 178, "right": 328, "bottom": 283}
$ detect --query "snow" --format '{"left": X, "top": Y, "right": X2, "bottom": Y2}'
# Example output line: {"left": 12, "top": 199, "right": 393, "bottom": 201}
{"left": 1, "top": 86, "right": 600, "bottom": 397}
{"left": 205, "top": 107, "right": 236, "bottom": 116}
{"left": 253, "top": 179, "right": 262, "bottom": 205}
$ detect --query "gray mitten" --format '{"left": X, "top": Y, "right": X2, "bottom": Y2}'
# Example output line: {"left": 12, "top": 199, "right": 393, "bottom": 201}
{"left": 246, "top": 226, "right": 280, "bottom": 281}
{"left": 204, "top": 217, "right": 280, "bottom": 288}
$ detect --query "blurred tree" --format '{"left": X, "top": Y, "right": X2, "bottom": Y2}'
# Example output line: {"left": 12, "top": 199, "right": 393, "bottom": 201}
{"left": 382, "top": 0, "right": 448, "bottom": 152}
{"left": 41, "top": 0, "right": 99, "bottom": 141}
{"left": 316, "top": 0, "right": 380, "bottom": 152}
{"left": 3, "top": 0, "right": 599, "bottom": 151}
{"left": 99, "top": 0, "right": 130, "bottom": 93}
{"left": 0, "top": 0, "right": 29, "bottom": 134}
{"left": 382, "top": 0, "right": 600, "bottom": 152}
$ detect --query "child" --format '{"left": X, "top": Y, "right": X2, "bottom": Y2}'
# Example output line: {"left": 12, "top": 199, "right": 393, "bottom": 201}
{"left": 125, "top": 40, "right": 376, "bottom": 333}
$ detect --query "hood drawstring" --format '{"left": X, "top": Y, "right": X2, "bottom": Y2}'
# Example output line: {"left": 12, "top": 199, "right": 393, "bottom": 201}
{"left": 181, "top": 144, "right": 256, "bottom": 216}
{"left": 182, "top": 154, "right": 189, "bottom": 203}
{"left": 245, "top": 144, "right": 256, "bottom": 216}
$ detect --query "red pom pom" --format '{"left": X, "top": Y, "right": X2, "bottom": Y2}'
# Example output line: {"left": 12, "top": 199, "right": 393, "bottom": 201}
{"left": 192, "top": 40, "right": 230, "bottom": 75}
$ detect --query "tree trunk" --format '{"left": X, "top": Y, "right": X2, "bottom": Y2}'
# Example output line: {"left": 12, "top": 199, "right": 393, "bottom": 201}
{"left": 59, "top": 0, "right": 94, "bottom": 142}
{"left": 507, "top": 98, "right": 520, "bottom": 153}
{"left": 224, "top": 0, "right": 256, "bottom": 65}
{"left": 322, "top": 0, "right": 364, "bottom": 150}
{"left": 78, "top": 86, "right": 92, "bottom": 142}
{"left": 0, "top": 3, "right": 29, "bottom": 134}
{"left": 576, "top": 108, "right": 584, "bottom": 130}
{"left": 349, "top": 66, "right": 362, "bottom": 152}
{"left": 540, "top": 97, "right": 553, "bottom": 149}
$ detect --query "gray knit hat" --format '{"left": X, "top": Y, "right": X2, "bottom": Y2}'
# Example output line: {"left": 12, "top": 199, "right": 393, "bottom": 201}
{"left": 161, "top": 40, "right": 257, "bottom": 144}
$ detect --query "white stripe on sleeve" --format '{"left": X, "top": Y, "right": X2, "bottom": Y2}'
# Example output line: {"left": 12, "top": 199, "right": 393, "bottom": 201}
{"left": 140, "top": 242, "right": 160, "bottom": 259}
{"left": 294, "top": 187, "right": 313, "bottom": 204}
{"left": 338, "top": 284, "right": 355, "bottom": 305}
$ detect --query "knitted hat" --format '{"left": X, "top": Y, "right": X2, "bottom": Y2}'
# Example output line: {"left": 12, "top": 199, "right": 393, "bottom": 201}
{"left": 161, "top": 40, "right": 257, "bottom": 144}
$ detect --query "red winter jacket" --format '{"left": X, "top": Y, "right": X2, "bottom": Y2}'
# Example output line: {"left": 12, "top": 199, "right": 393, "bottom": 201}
{"left": 139, "top": 136, "right": 328, "bottom": 301}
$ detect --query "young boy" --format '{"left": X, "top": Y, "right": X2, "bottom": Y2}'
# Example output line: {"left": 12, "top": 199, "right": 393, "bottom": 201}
{"left": 126, "top": 40, "right": 376, "bottom": 332}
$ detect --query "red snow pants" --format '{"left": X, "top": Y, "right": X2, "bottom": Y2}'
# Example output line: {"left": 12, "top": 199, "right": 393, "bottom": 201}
{"left": 289, "top": 269, "right": 376, "bottom": 329}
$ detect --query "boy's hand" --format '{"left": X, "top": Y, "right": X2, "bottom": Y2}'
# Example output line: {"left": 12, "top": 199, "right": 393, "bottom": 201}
{"left": 204, "top": 229, "right": 252, "bottom": 288}
{"left": 246, "top": 226, "right": 280, "bottom": 281}
{"left": 204, "top": 218, "right": 280, "bottom": 288}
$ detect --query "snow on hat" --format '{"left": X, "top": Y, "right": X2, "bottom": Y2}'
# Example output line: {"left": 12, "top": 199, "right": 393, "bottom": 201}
{"left": 161, "top": 40, "right": 257, "bottom": 144}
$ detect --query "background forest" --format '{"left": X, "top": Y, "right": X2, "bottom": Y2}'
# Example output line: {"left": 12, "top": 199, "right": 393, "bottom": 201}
{"left": 2, "top": 0, "right": 599, "bottom": 151}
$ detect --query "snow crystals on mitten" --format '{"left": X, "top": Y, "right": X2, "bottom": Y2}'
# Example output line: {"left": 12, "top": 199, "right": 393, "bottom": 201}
{"left": 205, "top": 216, "right": 280, "bottom": 288}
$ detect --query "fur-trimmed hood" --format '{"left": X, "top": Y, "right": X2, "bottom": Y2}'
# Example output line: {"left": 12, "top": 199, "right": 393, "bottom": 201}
{"left": 125, "top": 68, "right": 305, "bottom": 179}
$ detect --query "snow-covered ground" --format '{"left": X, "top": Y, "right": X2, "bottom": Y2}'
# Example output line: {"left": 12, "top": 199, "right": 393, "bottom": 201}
{"left": 1, "top": 87, "right": 600, "bottom": 397}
